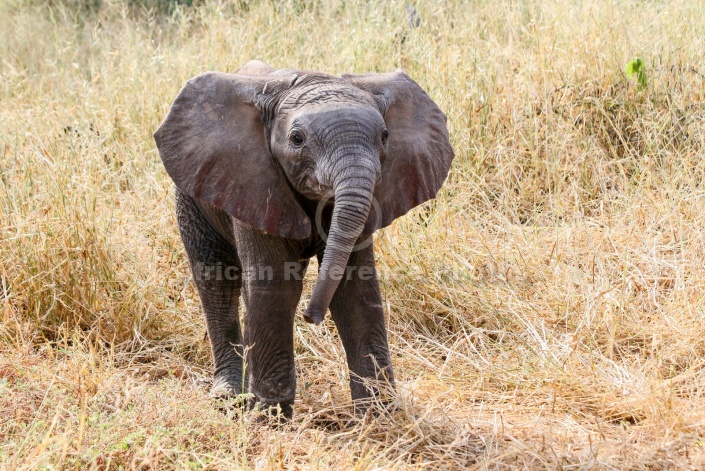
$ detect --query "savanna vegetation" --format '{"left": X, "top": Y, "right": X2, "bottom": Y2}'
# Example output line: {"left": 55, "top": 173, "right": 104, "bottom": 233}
{"left": 1, "top": 0, "right": 704, "bottom": 468}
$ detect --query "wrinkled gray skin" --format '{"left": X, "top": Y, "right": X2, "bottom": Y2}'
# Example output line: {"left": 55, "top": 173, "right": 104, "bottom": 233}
{"left": 154, "top": 60, "right": 454, "bottom": 418}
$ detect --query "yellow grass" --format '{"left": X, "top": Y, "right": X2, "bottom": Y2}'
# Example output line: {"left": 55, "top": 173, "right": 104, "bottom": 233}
{"left": 1, "top": 0, "right": 705, "bottom": 468}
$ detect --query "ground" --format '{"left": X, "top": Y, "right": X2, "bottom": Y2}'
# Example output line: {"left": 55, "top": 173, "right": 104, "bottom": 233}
{"left": 1, "top": 0, "right": 705, "bottom": 468}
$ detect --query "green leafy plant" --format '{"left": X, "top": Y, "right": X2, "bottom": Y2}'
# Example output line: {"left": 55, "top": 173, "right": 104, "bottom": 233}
{"left": 626, "top": 57, "right": 647, "bottom": 88}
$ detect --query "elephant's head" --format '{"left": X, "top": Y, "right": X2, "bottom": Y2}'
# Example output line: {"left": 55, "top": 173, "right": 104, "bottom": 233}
{"left": 154, "top": 61, "right": 454, "bottom": 324}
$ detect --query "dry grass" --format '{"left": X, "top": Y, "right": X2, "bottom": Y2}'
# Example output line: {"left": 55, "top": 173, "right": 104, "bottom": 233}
{"left": 1, "top": 0, "right": 705, "bottom": 468}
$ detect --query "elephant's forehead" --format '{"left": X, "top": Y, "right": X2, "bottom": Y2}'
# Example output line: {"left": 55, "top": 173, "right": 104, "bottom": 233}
{"left": 292, "top": 105, "right": 383, "bottom": 131}
{"left": 277, "top": 81, "right": 374, "bottom": 112}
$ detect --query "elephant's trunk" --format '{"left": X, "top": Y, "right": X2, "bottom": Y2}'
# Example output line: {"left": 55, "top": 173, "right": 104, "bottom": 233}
{"left": 303, "top": 158, "right": 377, "bottom": 325}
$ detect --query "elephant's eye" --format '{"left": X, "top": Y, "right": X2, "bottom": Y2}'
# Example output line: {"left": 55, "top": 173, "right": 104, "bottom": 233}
{"left": 289, "top": 130, "right": 305, "bottom": 148}
{"left": 381, "top": 129, "right": 389, "bottom": 145}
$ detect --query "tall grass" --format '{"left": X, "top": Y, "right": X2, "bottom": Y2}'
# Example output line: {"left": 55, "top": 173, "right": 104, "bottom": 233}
{"left": 1, "top": 0, "right": 704, "bottom": 468}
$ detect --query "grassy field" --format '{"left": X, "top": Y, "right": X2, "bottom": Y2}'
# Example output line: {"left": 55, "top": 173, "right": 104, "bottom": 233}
{"left": 1, "top": 0, "right": 705, "bottom": 468}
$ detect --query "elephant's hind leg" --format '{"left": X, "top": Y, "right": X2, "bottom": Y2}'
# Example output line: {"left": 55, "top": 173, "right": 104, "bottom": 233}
{"left": 176, "top": 190, "right": 244, "bottom": 399}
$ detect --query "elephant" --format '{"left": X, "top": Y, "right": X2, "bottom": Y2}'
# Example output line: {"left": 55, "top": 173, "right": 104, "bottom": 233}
{"left": 154, "top": 60, "right": 454, "bottom": 418}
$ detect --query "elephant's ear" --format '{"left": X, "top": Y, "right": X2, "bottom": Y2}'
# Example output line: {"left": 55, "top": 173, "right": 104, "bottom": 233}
{"left": 154, "top": 72, "right": 311, "bottom": 239}
{"left": 342, "top": 71, "right": 454, "bottom": 233}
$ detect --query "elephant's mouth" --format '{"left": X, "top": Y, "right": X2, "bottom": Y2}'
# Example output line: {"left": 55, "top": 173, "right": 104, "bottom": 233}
{"left": 299, "top": 175, "right": 334, "bottom": 200}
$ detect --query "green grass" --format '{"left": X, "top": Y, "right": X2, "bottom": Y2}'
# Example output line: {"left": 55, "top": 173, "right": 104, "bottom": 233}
{"left": 1, "top": 0, "right": 705, "bottom": 468}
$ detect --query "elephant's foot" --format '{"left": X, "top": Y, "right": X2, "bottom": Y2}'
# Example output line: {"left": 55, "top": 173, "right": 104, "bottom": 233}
{"left": 353, "top": 396, "right": 399, "bottom": 417}
{"left": 253, "top": 399, "right": 294, "bottom": 424}
{"left": 210, "top": 373, "right": 244, "bottom": 401}
{"left": 351, "top": 376, "right": 397, "bottom": 417}
{"left": 248, "top": 375, "right": 296, "bottom": 421}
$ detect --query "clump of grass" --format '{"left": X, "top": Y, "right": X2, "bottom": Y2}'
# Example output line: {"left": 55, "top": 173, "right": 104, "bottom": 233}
{"left": 2, "top": 0, "right": 705, "bottom": 468}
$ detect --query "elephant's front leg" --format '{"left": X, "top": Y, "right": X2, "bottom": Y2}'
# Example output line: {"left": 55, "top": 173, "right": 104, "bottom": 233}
{"left": 235, "top": 223, "right": 303, "bottom": 418}
{"left": 176, "top": 190, "right": 244, "bottom": 399}
{"left": 327, "top": 241, "right": 395, "bottom": 414}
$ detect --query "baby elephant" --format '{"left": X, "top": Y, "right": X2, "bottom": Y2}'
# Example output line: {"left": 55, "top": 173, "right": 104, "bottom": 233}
{"left": 154, "top": 60, "right": 454, "bottom": 417}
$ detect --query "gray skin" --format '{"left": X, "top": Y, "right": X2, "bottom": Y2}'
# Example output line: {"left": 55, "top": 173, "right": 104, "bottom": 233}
{"left": 154, "top": 60, "right": 454, "bottom": 417}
